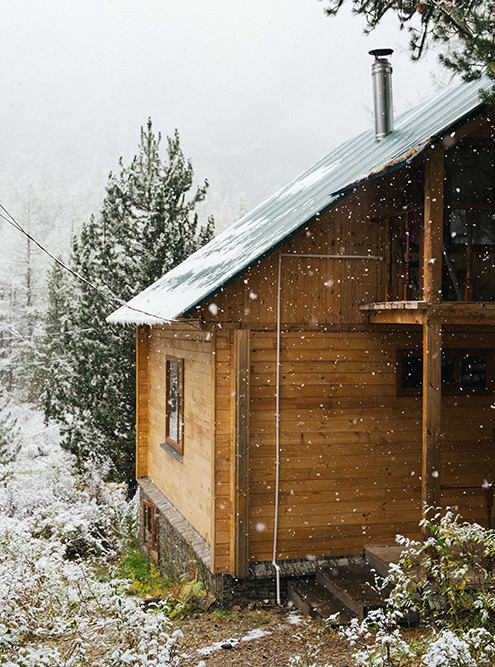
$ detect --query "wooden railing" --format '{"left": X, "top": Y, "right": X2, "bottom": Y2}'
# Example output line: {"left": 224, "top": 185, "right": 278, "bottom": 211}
{"left": 381, "top": 204, "right": 495, "bottom": 303}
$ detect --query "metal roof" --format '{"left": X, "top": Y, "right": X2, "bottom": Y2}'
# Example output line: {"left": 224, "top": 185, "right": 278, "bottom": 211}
{"left": 108, "top": 74, "right": 492, "bottom": 325}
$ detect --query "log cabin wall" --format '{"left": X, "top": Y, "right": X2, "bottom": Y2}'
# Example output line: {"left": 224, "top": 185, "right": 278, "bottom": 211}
{"left": 141, "top": 324, "right": 214, "bottom": 545}
{"left": 194, "top": 159, "right": 495, "bottom": 568}
{"left": 440, "top": 329, "right": 495, "bottom": 524}
{"left": 197, "top": 182, "right": 390, "bottom": 327}
{"left": 136, "top": 326, "right": 150, "bottom": 479}
{"left": 249, "top": 328, "right": 424, "bottom": 560}
{"left": 248, "top": 327, "right": 495, "bottom": 562}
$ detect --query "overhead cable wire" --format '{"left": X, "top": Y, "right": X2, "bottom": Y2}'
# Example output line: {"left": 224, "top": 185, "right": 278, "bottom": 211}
{"left": 0, "top": 203, "right": 190, "bottom": 326}
{"left": 0, "top": 328, "right": 97, "bottom": 342}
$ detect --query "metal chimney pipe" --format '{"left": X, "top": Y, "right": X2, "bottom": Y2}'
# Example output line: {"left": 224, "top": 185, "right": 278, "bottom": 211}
{"left": 369, "top": 49, "right": 394, "bottom": 141}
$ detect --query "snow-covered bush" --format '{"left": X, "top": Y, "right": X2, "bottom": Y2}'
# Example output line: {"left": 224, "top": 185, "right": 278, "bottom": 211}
{"left": 336, "top": 509, "right": 495, "bottom": 667}
{"left": 386, "top": 508, "right": 495, "bottom": 628}
{"left": 422, "top": 630, "right": 474, "bottom": 667}
{"left": 339, "top": 609, "right": 413, "bottom": 667}
{"left": 0, "top": 407, "right": 181, "bottom": 666}
{"left": 0, "top": 410, "right": 136, "bottom": 560}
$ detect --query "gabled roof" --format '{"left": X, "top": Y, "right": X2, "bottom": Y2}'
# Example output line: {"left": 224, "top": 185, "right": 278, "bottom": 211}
{"left": 108, "top": 74, "right": 492, "bottom": 325}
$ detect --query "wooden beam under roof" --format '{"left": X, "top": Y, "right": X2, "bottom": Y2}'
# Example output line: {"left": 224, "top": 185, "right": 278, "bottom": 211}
{"left": 361, "top": 302, "right": 495, "bottom": 326}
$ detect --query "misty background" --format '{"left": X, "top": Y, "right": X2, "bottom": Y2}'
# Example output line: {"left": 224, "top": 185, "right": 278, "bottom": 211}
{"left": 0, "top": 0, "right": 449, "bottom": 263}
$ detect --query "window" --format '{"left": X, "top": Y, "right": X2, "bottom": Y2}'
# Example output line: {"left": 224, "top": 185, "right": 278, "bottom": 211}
{"left": 142, "top": 499, "right": 158, "bottom": 561}
{"left": 397, "top": 349, "right": 493, "bottom": 396}
{"left": 166, "top": 356, "right": 184, "bottom": 454}
{"left": 445, "top": 145, "right": 495, "bottom": 248}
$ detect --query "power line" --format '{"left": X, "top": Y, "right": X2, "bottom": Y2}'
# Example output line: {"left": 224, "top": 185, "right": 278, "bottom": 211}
{"left": 0, "top": 328, "right": 97, "bottom": 342}
{"left": 0, "top": 203, "right": 179, "bottom": 325}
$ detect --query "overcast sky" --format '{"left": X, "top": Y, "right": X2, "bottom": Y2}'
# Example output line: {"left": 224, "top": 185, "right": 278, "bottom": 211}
{"left": 0, "top": 0, "right": 451, "bottom": 231}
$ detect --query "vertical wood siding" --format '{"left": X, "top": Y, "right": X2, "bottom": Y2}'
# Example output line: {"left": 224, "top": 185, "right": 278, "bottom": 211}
{"left": 213, "top": 330, "right": 234, "bottom": 572}
{"left": 136, "top": 326, "right": 150, "bottom": 479}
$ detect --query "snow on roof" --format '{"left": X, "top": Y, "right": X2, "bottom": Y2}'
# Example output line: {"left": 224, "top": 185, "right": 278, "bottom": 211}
{"left": 108, "top": 75, "right": 492, "bottom": 325}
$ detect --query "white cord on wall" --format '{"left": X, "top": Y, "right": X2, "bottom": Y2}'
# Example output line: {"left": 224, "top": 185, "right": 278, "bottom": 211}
{"left": 271, "top": 251, "right": 383, "bottom": 606}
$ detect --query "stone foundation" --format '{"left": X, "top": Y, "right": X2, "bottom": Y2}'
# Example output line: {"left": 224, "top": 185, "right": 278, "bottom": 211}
{"left": 139, "top": 477, "right": 364, "bottom": 607}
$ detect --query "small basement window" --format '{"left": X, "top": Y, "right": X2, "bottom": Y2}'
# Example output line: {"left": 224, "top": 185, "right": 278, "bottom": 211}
{"left": 166, "top": 356, "right": 184, "bottom": 454}
{"left": 142, "top": 499, "right": 158, "bottom": 561}
{"left": 397, "top": 349, "right": 493, "bottom": 396}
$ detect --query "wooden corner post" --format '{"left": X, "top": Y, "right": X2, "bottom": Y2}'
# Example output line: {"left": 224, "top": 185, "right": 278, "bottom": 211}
{"left": 422, "top": 317, "right": 442, "bottom": 521}
{"left": 136, "top": 325, "right": 150, "bottom": 479}
{"left": 423, "top": 144, "right": 444, "bottom": 303}
{"left": 232, "top": 329, "right": 250, "bottom": 578}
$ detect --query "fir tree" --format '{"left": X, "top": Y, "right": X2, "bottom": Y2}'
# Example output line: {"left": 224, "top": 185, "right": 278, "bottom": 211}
{"left": 323, "top": 0, "right": 495, "bottom": 102}
{"left": 46, "top": 120, "right": 214, "bottom": 493}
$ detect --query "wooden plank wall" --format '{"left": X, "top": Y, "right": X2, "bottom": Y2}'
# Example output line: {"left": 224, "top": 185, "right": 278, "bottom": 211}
{"left": 146, "top": 325, "right": 213, "bottom": 544}
{"left": 249, "top": 329, "right": 424, "bottom": 561}
{"left": 197, "top": 193, "right": 386, "bottom": 327}
{"left": 440, "top": 330, "right": 495, "bottom": 526}
{"left": 248, "top": 328, "right": 495, "bottom": 562}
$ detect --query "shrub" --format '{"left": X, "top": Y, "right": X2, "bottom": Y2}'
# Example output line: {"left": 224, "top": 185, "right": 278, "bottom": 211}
{"left": 386, "top": 508, "right": 495, "bottom": 629}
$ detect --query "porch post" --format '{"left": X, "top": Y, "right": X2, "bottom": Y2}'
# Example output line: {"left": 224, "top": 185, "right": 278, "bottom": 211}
{"left": 422, "top": 317, "right": 442, "bottom": 519}
{"left": 423, "top": 144, "right": 444, "bottom": 303}
{"left": 422, "top": 144, "right": 444, "bottom": 527}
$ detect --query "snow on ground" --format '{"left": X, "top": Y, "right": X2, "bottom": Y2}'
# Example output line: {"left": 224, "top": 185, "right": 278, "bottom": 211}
{"left": 9, "top": 402, "right": 64, "bottom": 464}
{"left": 0, "top": 404, "right": 185, "bottom": 667}
{"left": 197, "top": 627, "right": 271, "bottom": 656}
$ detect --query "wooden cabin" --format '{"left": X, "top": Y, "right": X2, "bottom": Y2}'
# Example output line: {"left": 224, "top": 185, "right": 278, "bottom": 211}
{"left": 108, "top": 73, "right": 495, "bottom": 604}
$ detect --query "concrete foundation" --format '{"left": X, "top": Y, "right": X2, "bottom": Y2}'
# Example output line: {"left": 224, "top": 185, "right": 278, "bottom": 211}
{"left": 139, "top": 477, "right": 364, "bottom": 607}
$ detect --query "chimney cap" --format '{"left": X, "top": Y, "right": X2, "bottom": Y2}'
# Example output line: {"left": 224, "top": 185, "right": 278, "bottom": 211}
{"left": 369, "top": 48, "right": 394, "bottom": 59}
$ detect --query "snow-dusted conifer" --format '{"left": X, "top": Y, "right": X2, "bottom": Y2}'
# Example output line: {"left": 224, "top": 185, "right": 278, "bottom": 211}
{"left": 0, "top": 381, "right": 19, "bottom": 465}
{"left": 49, "top": 120, "right": 214, "bottom": 492}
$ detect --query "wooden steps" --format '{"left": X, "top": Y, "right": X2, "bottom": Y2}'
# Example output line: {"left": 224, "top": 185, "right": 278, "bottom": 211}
{"left": 288, "top": 545, "right": 400, "bottom": 623}
{"left": 365, "top": 543, "right": 405, "bottom": 578}
{"left": 288, "top": 578, "right": 354, "bottom": 625}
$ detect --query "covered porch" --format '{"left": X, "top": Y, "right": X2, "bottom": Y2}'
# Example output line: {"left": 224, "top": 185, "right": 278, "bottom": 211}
{"left": 361, "top": 301, "right": 495, "bottom": 530}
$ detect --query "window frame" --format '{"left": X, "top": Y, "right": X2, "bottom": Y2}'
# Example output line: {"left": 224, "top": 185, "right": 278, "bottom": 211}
{"left": 396, "top": 348, "right": 494, "bottom": 397}
{"left": 166, "top": 355, "right": 184, "bottom": 454}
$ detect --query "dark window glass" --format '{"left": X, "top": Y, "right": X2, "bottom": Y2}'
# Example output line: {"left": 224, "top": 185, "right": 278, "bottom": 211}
{"left": 441, "top": 359, "right": 455, "bottom": 384}
{"left": 448, "top": 209, "right": 495, "bottom": 246}
{"left": 402, "top": 354, "right": 422, "bottom": 388}
{"left": 398, "top": 349, "right": 492, "bottom": 395}
{"left": 461, "top": 355, "right": 486, "bottom": 388}
{"left": 446, "top": 146, "right": 495, "bottom": 207}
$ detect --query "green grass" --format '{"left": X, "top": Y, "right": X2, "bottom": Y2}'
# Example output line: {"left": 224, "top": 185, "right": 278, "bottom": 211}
{"left": 116, "top": 545, "right": 171, "bottom": 598}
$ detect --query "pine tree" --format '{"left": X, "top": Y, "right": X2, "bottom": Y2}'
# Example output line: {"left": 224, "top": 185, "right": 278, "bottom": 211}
{"left": 0, "top": 381, "right": 20, "bottom": 465}
{"left": 47, "top": 120, "right": 214, "bottom": 492}
{"left": 323, "top": 1, "right": 495, "bottom": 102}
{"left": 32, "top": 262, "right": 75, "bottom": 424}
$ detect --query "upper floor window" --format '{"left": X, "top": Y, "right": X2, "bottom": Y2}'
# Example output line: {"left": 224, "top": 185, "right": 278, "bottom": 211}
{"left": 166, "top": 356, "right": 184, "bottom": 454}
{"left": 445, "top": 145, "right": 495, "bottom": 247}
{"left": 446, "top": 145, "right": 495, "bottom": 208}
